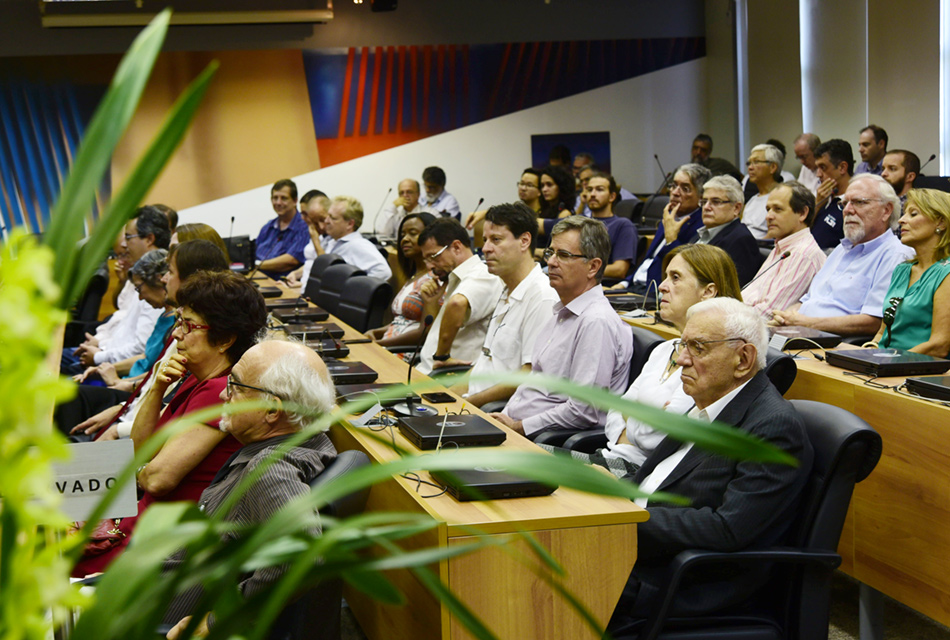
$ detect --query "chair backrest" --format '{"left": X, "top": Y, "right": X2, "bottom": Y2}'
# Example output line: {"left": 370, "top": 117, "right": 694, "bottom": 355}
{"left": 314, "top": 263, "right": 365, "bottom": 316}
{"left": 303, "top": 253, "right": 345, "bottom": 301}
{"left": 223, "top": 235, "right": 252, "bottom": 269}
{"left": 270, "top": 450, "right": 371, "bottom": 640}
{"left": 629, "top": 325, "right": 667, "bottom": 386}
{"left": 763, "top": 347, "right": 797, "bottom": 395}
{"left": 640, "top": 195, "right": 670, "bottom": 230}
{"left": 779, "top": 400, "right": 882, "bottom": 639}
{"left": 72, "top": 262, "right": 110, "bottom": 322}
{"left": 614, "top": 198, "right": 644, "bottom": 225}
{"left": 335, "top": 276, "right": 394, "bottom": 333}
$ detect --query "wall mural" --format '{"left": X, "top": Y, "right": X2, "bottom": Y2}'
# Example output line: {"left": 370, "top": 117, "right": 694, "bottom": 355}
{"left": 303, "top": 37, "right": 705, "bottom": 167}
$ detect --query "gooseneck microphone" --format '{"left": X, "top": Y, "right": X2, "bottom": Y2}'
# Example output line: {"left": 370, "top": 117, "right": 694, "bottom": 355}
{"left": 371, "top": 187, "right": 394, "bottom": 237}
{"left": 741, "top": 250, "right": 791, "bottom": 291}
{"left": 652, "top": 154, "right": 672, "bottom": 196}
{"left": 394, "top": 315, "right": 437, "bottom": 417}
{"left": 920, "top": 154, "right": 937, "bottom": 174}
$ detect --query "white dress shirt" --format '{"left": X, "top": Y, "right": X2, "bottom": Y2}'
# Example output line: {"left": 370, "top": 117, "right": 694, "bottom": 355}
{"left": 323, "top": 232, "right": 392, "bottom": 280}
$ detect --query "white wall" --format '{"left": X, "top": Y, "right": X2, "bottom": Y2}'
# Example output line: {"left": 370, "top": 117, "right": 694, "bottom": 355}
{"left": 181, "top": 58, "right": 707, "bottom": 239}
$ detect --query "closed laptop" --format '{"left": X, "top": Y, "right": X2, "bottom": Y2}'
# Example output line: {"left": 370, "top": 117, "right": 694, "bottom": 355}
{"left": 397, "top": 414, "right": 506, "bottom": 451}
{"left": 272, "top": 306, "right": 330, "bottom": 323}
{"left": 905, "top": 375, "right": 950, "bottom": 401}
{"left": 323, "top": 359, "right": 378, "bottom": 385}
{"left": 430, "top": 468, "right": 557, "bottom": 502}
{"left": 825, "top": 348, "right": 950, "bottom": 377}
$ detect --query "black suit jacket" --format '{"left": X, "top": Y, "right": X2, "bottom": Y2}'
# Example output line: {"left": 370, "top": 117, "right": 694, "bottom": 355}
{"left": 622, "top": 371, "right": 813, "bottom": 617}
{"left": 691, "top": 218, "right": 764, "bottom": 286}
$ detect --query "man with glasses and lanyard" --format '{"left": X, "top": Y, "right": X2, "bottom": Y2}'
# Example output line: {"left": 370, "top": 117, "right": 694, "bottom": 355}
{"left": 771, "top": 174, "right": 914, "bottom": 337}
{"left": 165, "top": 339, "right": 338, "bottom": 638}
{"left": 609, "top": 297, "right": 813, "bottom": 627}
{"left": 491, "top": 216, "right": 632, "bottom": 438}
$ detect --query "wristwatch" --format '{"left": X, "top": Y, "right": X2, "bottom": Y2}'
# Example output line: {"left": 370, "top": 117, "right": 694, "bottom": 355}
{"left": 432, "top": 354, "right": 451, "bottom": 362}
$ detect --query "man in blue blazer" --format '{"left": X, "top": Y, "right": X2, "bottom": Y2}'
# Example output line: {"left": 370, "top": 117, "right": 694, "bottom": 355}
{"left": 690, "top": 175, "right": 764, "bottom": 285}
{"left": 611, "top": 298, "right": 813, "bottom": 623}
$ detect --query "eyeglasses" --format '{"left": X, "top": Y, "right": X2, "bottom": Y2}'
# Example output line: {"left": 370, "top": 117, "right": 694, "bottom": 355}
{"left": 883, "top": 296, "right": 904, "bottom": 328}
{"left": 841, "top": 197, "right": 884, "bottom": 210}
{"left": 174, "top": 308, "right": 210, "bottom": 335}
{"left": 671, "top": 337, "right": 747, "bottom": 360}
{"left": 124, "top": 233, "right": 142, "bottom": 241}
{"left": 670, "top": 182, "right": 694, "bottom": 194}
{"left": 746, "top": 159, "right": 770, "bottom": 167}
{"left": 422, "top": 244, "right": 448, "bottom": 263}
{"left": 516, "top": 181, "right": 539, "bottom": 190}
{"left": 226, "top": 374, "right": 281, "bottom": 399}
{"left": 700, "top": 198, "right": 734, "bottom": 208}
{"left": 542, "top": 248, "right": 588, "bottom": 262}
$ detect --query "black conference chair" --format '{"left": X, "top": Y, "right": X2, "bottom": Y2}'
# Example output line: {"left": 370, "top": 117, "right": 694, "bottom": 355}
{"left": 269, "top": 450, "right": 372, "bottom": 640}
{"left": 315, "top": 264, "right": 365, "bottom": 317}
{"left": 223, "top": 235, "right": 253, "bottom": 270}
{"left": 611, "top": 400, "right": 882, "bottom": 640}
{"left": 615, "top": 199, "right": 644, "bottom": 225}
{"left": 334, "top": 275, "right": 393, "bottom": 333}
{"left": 303, "top": 253, "right": 345, "bottom": 301}
{"left": 639, "top": 195, "right": 670, "bottom": 231}
{"left": 533, "top": 326, "right": 665, "bottom": 449}
{"left": 64, "top": 262, "right": 110, "bottom": 346}
{"left": 763, "top": 347, "right": 797, "bottom": 395}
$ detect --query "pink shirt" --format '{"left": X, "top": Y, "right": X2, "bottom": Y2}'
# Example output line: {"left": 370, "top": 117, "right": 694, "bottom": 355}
{"left": 744, "top": 227, "right": 827, "bottom": 317}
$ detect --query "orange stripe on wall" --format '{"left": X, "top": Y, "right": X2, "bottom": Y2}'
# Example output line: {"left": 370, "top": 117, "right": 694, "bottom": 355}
{"left": 317, "top": 131, "right": 428, "bottom": 167}
{"left": 368, "top": 46, "right": 383, "bottom": 135}
{"left": 422, "top": 46, "right": 431, "bottom": 131}
{"left": 396, "top": 46, "right": 405, "bottom": 134}
{"left": 354, "top": 46, "right": 369, "bottom": 137}
{"left": 382, "top": 46, "right": 394, "bottom": 135}
{"left": 338, "top": 47, "right": 355, "bottom": 139}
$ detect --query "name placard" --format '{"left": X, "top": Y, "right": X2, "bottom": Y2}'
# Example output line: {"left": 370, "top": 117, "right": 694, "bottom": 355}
{"left": 51, "top": 440, "right": 138, "bottom": 521}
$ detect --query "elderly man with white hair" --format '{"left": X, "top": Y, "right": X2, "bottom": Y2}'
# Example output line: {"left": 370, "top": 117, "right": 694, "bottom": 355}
{"left": 771, "top": 173, "right": 914, "bottom": 336}
{"left": 609, "top": 297, "right": 814, "bottom": 625}
{"left": 165, "top": 339, "right": 338, "bottom": 638}
{"left": 691, "top": 175, "right": 763, "bottom": 285}
{"left": 741, "top": 143, "right": 786, "bottom": 239}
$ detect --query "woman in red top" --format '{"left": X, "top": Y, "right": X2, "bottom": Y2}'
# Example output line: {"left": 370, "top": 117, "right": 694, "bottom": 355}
{"left": 73, "top": 270, "right": 267, "bottom": 576}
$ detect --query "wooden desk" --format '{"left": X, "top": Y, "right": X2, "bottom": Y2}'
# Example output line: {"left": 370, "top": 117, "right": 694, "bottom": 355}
{"left": 268, "top": 280, "right": 648, "bottom": 640}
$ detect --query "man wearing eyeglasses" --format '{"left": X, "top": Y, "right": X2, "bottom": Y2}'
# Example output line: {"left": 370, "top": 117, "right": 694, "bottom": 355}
{"left": 609, "top": 297, "right": 812, "bottom": 625}
{"left": 491, "top": 216, "right": 632, "bottom": 437}
{"left": 690, "top": 176, "right": 762, "bottom": 285}
{"left": 741, "top": 144, "right": 784, "bottom": 240}
{"left": 416, "top": 218, "right": 504, "bottom": 375}
{"left": 164, "top": 340, "right": 337, "bottom": 638}
{"left": 771, "top": 174, "right": 914, "bottom": 336}
{"left": 64, "top": 206, "right": 170, "bottom": 375}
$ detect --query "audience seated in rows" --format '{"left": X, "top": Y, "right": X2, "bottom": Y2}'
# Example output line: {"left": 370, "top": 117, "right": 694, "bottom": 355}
{"left": 609, "top": 297, "right": 813, "bottom": 624}
{"left": 492, "top": 216, "right": 632, "bottom": 437}
{"left": 323, "top": 196, "right": 393, "bottom": 280}
{"left": 378, "top": 178, "right": 435, "bottom": 238}
{"left": 743, "top": 181, "right": 827, "bottom": 318}
{"left": 415, "top": 218, "right": 504, "bottom": 375}
{"left": 163, "top": 339, "right": 338, "bottom": 637}
{"left": 72, "top": 271, "right": 267, "bottom": 577}
{"left": 62, "top": 205, "right": 170, "bottom": 376}
{"left": 692, "top": 175, "right": 762, "bottom": 285}
{"left": 446, "top": 203, "right": 558, "bottom": 407}
{"left": 285, "top": 190, "right": 331, "bottom": 287}
{"left": 255, "top": 179, "right": 310, "bottom": 278}
{"left": 574, "top": 162, "right": 636, "bottom": 217}
{"left": 856, "top": 124, "right": 888, "bottom": 175}
{"left": 367, "top": 212, "right": 442, "bottom": 349}
{"left": 811, "top": 139, "right": 854, "bottom": 251}
{"left": 422, "top": 166, "right": 461, "bottom": 220}
{"left": 623, "top": 163, "right": 712, "bottom": 294}
{"left": 871, "top": 188, "right": 950, "bottom": 357}
{"left": 771, "top": 174, "right": 914, "bottom": 336}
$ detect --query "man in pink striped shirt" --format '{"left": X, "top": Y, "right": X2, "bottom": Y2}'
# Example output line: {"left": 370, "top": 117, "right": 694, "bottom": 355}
{"left": 743, "top": 181, "right": 826, "bottom": 318}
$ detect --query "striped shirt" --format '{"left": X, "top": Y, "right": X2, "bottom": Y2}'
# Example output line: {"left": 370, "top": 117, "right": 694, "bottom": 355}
{"left": 744, "top": 227, "right": 827, "bottom": 318}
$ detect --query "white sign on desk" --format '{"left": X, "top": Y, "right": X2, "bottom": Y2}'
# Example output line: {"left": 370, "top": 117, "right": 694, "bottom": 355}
{"left": 51, "top": 440, "right": 138, "bottom": 522}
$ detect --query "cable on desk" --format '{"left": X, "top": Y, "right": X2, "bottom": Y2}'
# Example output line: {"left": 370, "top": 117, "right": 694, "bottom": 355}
{"left": 842, "top": 370, "right": 901, "bottom": 389}
{"left": 400, "top": 472, "right": 448, "bottom": 499}
{"left": 893, "top": 383, "right": 950, "bottom": 407}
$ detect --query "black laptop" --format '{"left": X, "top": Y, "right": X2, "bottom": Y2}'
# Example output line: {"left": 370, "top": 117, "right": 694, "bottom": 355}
{"left": 824, "top": 348, "right": 950, "bottom": 377}
{"left": 769, "top": 326, "right": 842, "bottom": 350}
{"left": 335, "top": 383, "right": 421, "bottom": 408}
{"left": 266, "top": 297, "right": 309, "bottom": 311}
{"left": 272, "top": 306, "right": 330, "bottom": 323}
{"left": 397, "top": 414, "right": 506, "bottom": 451}
{"left": 256, "top": 286, "right": 282, "bottom": 298}
{"left": 607, "top": 293, "right": 656, "bottom": 312}
{"left": 306, "top": 338, "right": 349, "bottom": 359}
{"left": 322, "top": 359, "right": 378, "bottom": 384}
{"left": 430, "top": 468, "right": 557, "bottom": 502}
{"left": 905, "top": 375, "right": 950, "bottom": 401}
{"left": 285, "top": 322, "right": 345, "bottom": 339}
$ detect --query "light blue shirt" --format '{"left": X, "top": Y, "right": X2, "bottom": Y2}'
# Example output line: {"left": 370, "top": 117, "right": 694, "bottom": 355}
{"left": 423, "top": 190, "right": 461, "bottom": 219}
{"left": 324, "top": 232, "right": 392, "bottom": 280}
{"left": 799, "top": 230, "right": 913, "bottom": 317}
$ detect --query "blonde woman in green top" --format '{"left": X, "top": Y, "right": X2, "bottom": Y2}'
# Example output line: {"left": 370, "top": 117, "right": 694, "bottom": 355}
{"left": 873, "top": 189, "right": 950, "bottom": 357}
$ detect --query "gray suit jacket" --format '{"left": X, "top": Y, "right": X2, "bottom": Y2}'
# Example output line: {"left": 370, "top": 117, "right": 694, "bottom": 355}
{"left": 622, "top": 371, "right": 814, "bottom": 617}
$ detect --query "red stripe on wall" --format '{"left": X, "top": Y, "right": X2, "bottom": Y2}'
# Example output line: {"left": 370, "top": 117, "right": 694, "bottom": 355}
{"left": 368, "top": 46, "right": 383, "bottom": 136}
{"left": 518, "top": 42, "right": 540, "bottom": 111}
{"left": 396, "top": 46, "right": 405, "bottom": 134}
{"left": 448, "top": 45, "right": 456, "bottom": 128}
{"left": 338, "top": 47, "right": 356, "bottom": 139}
{"left": 487, "top": 43, "right": 512, "bottom": 119}
{"left": 409, "top": 46, "right": 419, "bottom": 131}
{"left": 537, "top": 42, "right": 552, "bottom": 94}
{"left": 354, "top": 46, "right": 369, "bottom": 137}
{"left": 383, "top": 46, "right": 395, "bottom": 135}
{"left": 422, "top": 46, "right": 431, "bottom": 131}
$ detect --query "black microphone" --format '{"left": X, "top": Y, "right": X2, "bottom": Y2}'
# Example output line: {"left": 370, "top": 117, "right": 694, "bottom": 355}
{"left": 470, "top": 197, "right": 484, "bottom": 216}
{"left": 395, "top": 315, "right": 436, "bottom": 417}
{"left": 652, "top": 154, "right": 672, "bottom": 196}
{"left": 741, "top": 250, "right": 791, "bottom": 291}
{"left": 371, "top": 187, "right": 394, "bottom": 237}
{"left": 920, "top": 153, "right": 937, "bottom": 174}
{"left": 229, "top": 215, "right": 235, "bottom": 239}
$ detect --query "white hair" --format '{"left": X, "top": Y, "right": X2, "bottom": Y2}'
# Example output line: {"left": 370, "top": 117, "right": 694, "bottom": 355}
{"left": 686, "top": 297, "right": 768, "bottom": 371}
{"left": 849, "top": 173, "right": 902, "bottom": 227}
{"left": 702, "top": 175, "right": 744, "bottom": 206}
{"left": 752, "top": 143, "right": 785, "bottom": 176}
{"left": 257, "top": 347, "right": 336, "bottom": 430}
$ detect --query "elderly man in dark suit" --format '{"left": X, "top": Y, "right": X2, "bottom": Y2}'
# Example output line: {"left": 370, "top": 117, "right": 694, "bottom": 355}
{"left": 610, "top": 297, "right": 813, "bottom": 625}
{"left": 690, "top": 175, "right": 763, "bottom": 285}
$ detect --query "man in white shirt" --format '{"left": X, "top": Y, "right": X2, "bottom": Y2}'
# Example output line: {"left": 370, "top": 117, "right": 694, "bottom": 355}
{"left": 422, "top": 166, "right": 461, "bottom": 220}
{"left": 442, "top": 202, "right": 558, "bottom": 407}
{"left": 416, "top": 219, "right": 503, "bottom": 375}
{"left": 322, "top": 196, "right": 393, "bottom": 280}
{"left": 793, "top": 133, "right": 822, "bottom": 194}
{"left": 377, "top": 179, "right": 435, "bottom": 237}
{"left": 741, "top": 143, "right": 784, "bottom": 239}
{"left": 609, "top": 298, "right": 813, "bottom": 623}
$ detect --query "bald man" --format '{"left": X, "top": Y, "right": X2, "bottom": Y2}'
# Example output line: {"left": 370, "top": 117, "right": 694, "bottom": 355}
{"left": 377, "top": 178, "right": 436, "bottom": 237}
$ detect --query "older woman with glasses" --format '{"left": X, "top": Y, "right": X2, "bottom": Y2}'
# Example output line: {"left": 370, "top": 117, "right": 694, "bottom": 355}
{"left": 870, "top": 189, "right": 950, "bottom": 357}
{"left": 550, "top": 244, "right": 742, "bottom": 476}
{"left": 72, "top": 270, "right": 267, "bottom": 577}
